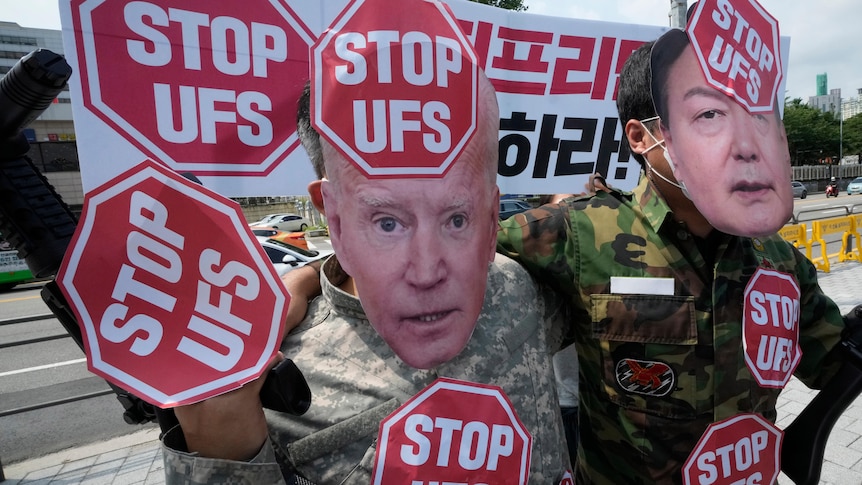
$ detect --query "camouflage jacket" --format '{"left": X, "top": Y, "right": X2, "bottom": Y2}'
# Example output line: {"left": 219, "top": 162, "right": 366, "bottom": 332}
{"left": 497, "top": 176, "right": 846, "bottom": 485}
{"left": 163, "top": 253, "right": 572, "bottom": 484}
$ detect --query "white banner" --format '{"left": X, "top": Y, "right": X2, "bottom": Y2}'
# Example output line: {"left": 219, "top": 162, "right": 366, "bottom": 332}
{"left": 59, "top": 0, "right": 788, "bottom": 197}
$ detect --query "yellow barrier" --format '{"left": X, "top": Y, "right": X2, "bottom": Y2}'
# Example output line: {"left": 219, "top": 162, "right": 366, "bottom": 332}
{"left": 778, "top": 223, "right": 811, "bottom": 260}
{"left": 845, "top": 214, "right": 862, "bottom": 263}
{"left": 810, "top": 216, "right": 854, "bottom": 272}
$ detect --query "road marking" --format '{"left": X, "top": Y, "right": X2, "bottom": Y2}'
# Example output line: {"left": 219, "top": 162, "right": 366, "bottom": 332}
{"left": 0, "top": 358, "right": 87, "bottom": 377}
{"left": 0, "top": 295, "right": 41, "bottom": 303}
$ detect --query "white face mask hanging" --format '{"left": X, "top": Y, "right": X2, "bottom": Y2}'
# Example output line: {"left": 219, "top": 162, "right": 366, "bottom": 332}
{"left": 639, "top": 116, "right": 689, "bottom": 198}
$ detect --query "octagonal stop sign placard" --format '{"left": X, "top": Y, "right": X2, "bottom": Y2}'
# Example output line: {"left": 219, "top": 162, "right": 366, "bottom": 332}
{"left": 57, "top": 160, "right": 288, "bottom": 407}
{"left": 311, "top": 0, "right": 478, "bottom": 178}
{"left": 742, "top": 267, "right": 801, "bottom": 389}
{"left": 70, "top": 0, "right": 313, "bottom": 176}
{"left": 372, "top": 378, "right": 531, "bottom": 484}
{"left": 683, "top": 414, "right": 783, "bottom": 485}
{"left": 688, "top": 0, "right": 782, "bottom": 113}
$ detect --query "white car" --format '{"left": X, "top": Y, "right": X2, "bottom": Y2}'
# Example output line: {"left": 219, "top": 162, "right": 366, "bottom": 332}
{"left": 256, "top": 237, "right": 331, "bottom": 277}
{"left": 266, "top": 213, "right": 310, "bottom": 232}
{"left": 248, "top": 213, "right": 283, "bottom": 226}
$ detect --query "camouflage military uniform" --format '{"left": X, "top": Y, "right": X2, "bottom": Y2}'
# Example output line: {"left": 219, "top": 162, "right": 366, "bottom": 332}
{"left": 163, "top": 253, "right": 572, "bottom": 484}
{"left": 497, "top": 176, "right": 846, "bottom": 484}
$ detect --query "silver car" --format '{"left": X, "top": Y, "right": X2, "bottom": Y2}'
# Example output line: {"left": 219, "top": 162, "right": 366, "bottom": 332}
{"left": 791, "top": 181, "right": 807, "bottom": 199}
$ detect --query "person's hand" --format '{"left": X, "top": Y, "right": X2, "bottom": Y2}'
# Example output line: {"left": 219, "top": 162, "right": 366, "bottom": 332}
{"left": 282, "top": 262, "right": 323, "bottom": 334}
{"left": 173, "top": 352, "right": 284, "bottom": 461}
{"left": 588, "top": 172, "right": 610, "bottom": 194}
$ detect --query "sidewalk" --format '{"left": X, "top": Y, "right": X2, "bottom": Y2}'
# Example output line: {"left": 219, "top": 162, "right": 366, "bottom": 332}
{"left": 4, "top": 263, "right": 862, "bottom": 484}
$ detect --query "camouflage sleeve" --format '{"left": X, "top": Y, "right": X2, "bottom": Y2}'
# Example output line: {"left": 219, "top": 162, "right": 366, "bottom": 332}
{"left": 161, "top": 425, "right": 286, "bottom": 485}
{"left": 793, "top": 248, "right": 846, "bottom": 389}
{"left": 496, "top": 204, "right": 580, "bottom": 301}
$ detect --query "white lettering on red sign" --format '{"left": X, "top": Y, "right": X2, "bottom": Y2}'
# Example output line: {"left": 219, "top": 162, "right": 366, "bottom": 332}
{"left": 400, "top": 414, "right": 514, "bottom": 470}
{"left": 683, "top": 414, "right": 782, "bottom": 485}
{"left": 124, "top": 2, "right": 287, "bottom": 76}
{"left": 742, "top": 268, "right": 801, "bottom": 388}
{"left": 122, "top": 2, "right": 285, "bottom": 147}
{"left": 331, "top": 30, "right": 460, "bottom": 155}
{"left": 372, "top": 378, "right": 530, "bottom": 484}
{"left": 99, "top": 190, "right": 261, "bottom": 372}
{"left": 688, "top": 0, "right": 781, "bottom": 113}
{"left": 334, "top": 31, "right": 462, "bottom": 87}
{"left": 707, "top": 0, "right": 774, "bottom": 104}
{"left": 695, "top": 430, "right": 768, "bottom": 484}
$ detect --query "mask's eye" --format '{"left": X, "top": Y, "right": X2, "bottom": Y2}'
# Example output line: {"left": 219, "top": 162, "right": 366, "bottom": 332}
{"left": 378, "top": 217, "right": 398, "bottom": 233}
{"left": 451, "top": 214, "right": 466, "bottom": 229}
{"left": 699, "top": 110, "right": 719, "bottom": 120}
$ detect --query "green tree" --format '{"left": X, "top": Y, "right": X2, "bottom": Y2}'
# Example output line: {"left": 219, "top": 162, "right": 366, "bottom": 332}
{"left": 783, "top": 98, "right": 839, "bottom": 165}
{"left": 842, "top": 112, "right": 862, "bottom": 161}
{"left": 470, "top": 0, "right": 527, "bottom": 11}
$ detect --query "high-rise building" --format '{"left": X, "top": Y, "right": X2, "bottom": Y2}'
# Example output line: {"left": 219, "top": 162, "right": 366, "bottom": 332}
{"left": 0, "top": 21, "right": 75, "bottom": 142}
{"left": 810, "top": 88, "right": 842, "bottom": 118}
{"left": 816, "top": 73, "right": 828, "bottom": 97}
{"left": 669, "top": 0, "right": 688, "bottom": 28}
{"left": 842, "top": 89, "right": 862, "bottom": 120}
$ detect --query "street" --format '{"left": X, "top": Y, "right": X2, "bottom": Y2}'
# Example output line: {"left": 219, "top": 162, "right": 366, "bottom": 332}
{"left": 0, "top": 281, "right": 158, "bottom": 466}
{"left": 0, "top": 235, "right": 334, "bottom": 466}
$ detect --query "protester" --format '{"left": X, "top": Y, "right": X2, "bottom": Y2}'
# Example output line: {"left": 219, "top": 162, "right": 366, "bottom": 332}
{"left": 160, "top": 1, "right": 574, "bottom": 481}
{"left": 496, "top": 30, "right": 851, "bottom": 484}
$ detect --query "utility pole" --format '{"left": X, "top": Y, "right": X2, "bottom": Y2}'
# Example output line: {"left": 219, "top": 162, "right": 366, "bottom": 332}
{"left": 669, "top": 0, "right": 688, "bottom": 28}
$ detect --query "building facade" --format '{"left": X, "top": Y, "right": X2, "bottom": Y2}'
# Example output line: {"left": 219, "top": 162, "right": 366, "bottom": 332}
{"left": 1, "top": 21, "right": 82, "bottom": 207}
{"left": 809, "top": 88, "right": 842, "bottom": 118}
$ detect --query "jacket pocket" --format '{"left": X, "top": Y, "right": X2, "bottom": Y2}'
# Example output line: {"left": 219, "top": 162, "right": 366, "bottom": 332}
{"left": 589, "top": 293, "right": 708, "bottom": 419}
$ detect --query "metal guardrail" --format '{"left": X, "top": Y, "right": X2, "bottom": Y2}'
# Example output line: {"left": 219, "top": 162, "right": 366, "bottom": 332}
{"left": 790, "top": 203, "right": 862, "bottom": 224}
{"left": 0, "top": 312, "right": 110, "bottom": 481}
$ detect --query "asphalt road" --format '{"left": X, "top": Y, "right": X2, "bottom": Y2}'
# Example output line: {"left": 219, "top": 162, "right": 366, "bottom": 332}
{"left": 0, "top": 281, "right": 159, "bottom": 466}
{"left": 0, "top": 235, "right": 334, "bottom": 466}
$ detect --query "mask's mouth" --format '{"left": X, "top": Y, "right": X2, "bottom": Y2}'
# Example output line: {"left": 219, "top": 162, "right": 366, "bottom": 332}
{"left": 732, "top": 181, "right": 771, "bottom": 193}
{"left": 406, "top": 310, "right": 454, "bottom": 324}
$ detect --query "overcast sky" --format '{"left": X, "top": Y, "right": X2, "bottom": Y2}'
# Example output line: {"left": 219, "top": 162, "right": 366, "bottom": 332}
{"left": 4, "top": 0, "right": 860, "bottom": 102}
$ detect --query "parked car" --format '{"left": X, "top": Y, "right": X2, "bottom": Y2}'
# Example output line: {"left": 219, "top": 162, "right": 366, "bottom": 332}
{"left": 266, "top": 213, "right": 310, "bottom": 232}
{"left": 499, "top": 199, "right": 532, "bottom": 220}
{"left": 249, "top": 226, "right": 309, "bottom": 250}
{"left": 848, "top": 177, "right": 862, "bottom": 195}
{"left": 791, "top": 181, "right": 807, "bottom": 199}
{"left": 248, "top": 214, "right": 283, "bottom": 226}
{"left": 256, "top": 237, "right": 331, "bottom": 277}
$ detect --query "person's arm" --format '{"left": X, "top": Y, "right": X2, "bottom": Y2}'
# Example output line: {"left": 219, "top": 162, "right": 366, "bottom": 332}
{"left": 496, "top": 204, "right": 578, "bottom": 297}
{"left": 161, "top": 354, "right": 286, "bottom": 484}
{"left": 282, "top": 260, "right": 324, "bottom": 334}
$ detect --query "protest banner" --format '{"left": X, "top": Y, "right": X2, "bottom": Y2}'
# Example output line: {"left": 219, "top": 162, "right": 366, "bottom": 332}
{"left": 60, "top": 0, "right": 692, "bottom": 196}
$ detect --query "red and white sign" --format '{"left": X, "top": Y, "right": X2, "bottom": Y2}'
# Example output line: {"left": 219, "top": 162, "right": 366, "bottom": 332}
{"left": 688, "top": 0, "right": 782, "bottom": 113}
{"left": 311, "top": 0, "right": 478, "bottom": 178}
{"left": 372, "top": 378, "right": 532, "bottom": 484}
{"left": 69, "top": 0, "right": 314, "bottom": 176}
{"left": 743, "top": 267, "right": 801, "bottom": 388}
{"left": 57, "top": 160, "right": 289, "bottom": 407}
{"left": 683, "top": 414, "right": 782, "bottom": 485}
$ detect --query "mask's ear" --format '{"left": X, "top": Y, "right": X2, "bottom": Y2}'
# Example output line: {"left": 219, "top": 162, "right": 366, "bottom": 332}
{"left": 308, "top": 180, "right": 325, "bottom": 215}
